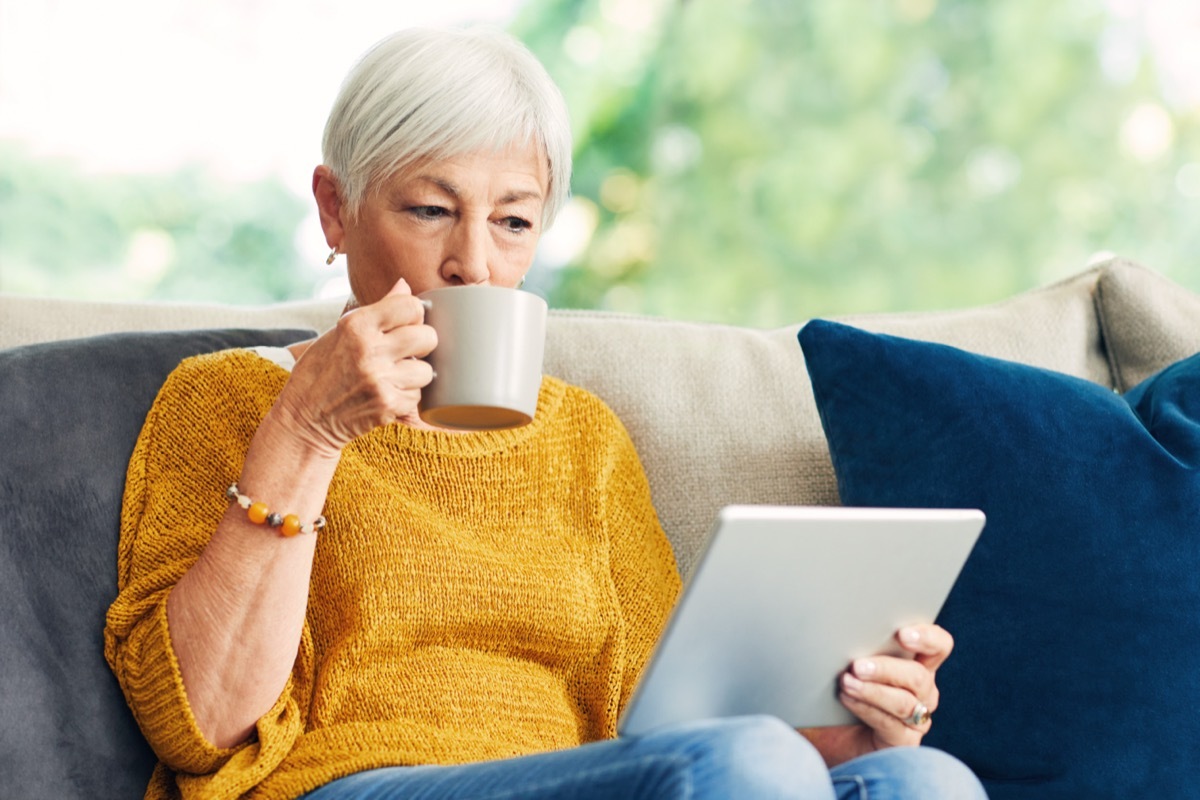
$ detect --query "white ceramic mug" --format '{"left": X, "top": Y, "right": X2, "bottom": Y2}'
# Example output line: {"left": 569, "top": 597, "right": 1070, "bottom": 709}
{"left": 417, "top": 286, "right": 548, "bottom": 430}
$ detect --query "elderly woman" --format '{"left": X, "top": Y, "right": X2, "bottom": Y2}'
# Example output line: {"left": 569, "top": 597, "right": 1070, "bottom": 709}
{"left": 104, "top": 27, "right": 986, "bottom": 800}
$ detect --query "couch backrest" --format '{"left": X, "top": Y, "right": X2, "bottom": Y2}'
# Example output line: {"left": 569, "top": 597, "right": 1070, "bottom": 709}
{"left": 1094, "top": 261, "right": 1200, "bottom": 390}
{"left": 3, "top": 258, "right": 1180, "bottom": 576}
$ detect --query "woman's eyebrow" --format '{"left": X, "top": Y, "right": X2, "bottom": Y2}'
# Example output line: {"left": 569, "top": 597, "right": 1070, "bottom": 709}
{"left": 410, "top": 176, "right": 543, "bottom": 205}
{"left": 498, "top": 189, "right": 544, "bottom": 205}
{"left": 414, "top": 176, "right": 460, "bottom": 197}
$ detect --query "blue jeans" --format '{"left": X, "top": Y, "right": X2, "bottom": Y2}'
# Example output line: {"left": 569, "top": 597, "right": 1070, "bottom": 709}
{"left": 300, "top": 716, "right": 986, "bottom": 799}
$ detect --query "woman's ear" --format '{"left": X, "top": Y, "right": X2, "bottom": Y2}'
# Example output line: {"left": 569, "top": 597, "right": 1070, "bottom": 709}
{"left": 312, "top": 165, "right": 347, "bottom": 247}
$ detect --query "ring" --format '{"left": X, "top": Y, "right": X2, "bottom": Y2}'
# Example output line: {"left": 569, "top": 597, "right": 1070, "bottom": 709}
{"left": 905, "top": 701, "right": 931, "bottom": 727}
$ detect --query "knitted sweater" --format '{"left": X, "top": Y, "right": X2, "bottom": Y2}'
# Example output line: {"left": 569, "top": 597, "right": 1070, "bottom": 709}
{"left": 103, "top": 350, "right": 681, "bottom": 800}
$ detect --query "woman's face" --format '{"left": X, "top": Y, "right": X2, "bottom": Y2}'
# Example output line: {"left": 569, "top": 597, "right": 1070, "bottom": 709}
{"left": 316, "top": 140, "right": 549, "bottom": 305}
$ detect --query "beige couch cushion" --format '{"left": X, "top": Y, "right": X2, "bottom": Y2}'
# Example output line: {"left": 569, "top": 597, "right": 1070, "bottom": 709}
{"left": 547, "top": 266, "right": 1110, "bottom": 574}
{"left": 1093, "top": 258, "right": 1200, "bottom": 392}
{"left": 0, "top": 295, "right": 346, "bottom": 349}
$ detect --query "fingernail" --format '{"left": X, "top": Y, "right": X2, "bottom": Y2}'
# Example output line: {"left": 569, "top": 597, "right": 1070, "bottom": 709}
{"left": 901, "top": 628, "right": 920, "bottom": 645}
{"left": 430, "top": 370, "right": 437, "bottom": 380}
{"left": 853, "top": 659, "right": 876, "bottom": 677}
{"left": 843, "top": 673, "right": 864, "bottom": 693}
{"left": 420, "top": 299, "right": 432, "bottom": 310}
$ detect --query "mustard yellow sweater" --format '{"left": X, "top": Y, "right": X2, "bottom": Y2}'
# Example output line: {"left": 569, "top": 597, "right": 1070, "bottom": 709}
{"left": 104, "top": 350, "right": 681, "bottom": 800}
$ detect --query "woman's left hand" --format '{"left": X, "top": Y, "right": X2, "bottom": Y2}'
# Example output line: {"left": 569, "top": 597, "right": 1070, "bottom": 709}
{"left": 801, "top": 623, "right": 951, "bottom": 765}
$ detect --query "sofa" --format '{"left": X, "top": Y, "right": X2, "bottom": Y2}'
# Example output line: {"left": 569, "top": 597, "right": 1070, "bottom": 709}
{"left": 2, "top": 257, "right": 1198, "bottom": 799}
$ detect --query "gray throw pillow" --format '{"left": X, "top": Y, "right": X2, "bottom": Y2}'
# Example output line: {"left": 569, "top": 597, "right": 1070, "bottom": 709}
{"left": 0, "top": 328, "right": 314, "bottom": 800}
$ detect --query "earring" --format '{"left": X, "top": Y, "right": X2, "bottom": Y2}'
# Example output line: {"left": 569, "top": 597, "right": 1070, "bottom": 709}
{"left": 325, "top": 246, "right": 340, "bottom": 266}
{"left": 518, "top": 275, "right": 526, "bottom": 289}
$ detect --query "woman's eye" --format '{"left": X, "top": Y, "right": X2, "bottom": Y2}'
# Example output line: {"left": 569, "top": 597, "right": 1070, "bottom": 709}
{"left": 411, "top": 206, "right": 447, "bottom": 220}
{"left": 501, "top": 216, "right": 532, "bottom": 233}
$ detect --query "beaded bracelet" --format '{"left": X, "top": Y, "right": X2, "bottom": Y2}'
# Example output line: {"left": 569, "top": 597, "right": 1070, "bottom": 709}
{"left": 226, "top": 483, "right": 327, "bottom": 537}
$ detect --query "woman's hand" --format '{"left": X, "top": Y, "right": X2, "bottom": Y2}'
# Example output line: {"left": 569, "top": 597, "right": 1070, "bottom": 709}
{"left": 271, "top": 277, "right": 437, "bottom": 456}
{"left": 801, "top": 623, "right": 952, "bottom": 766}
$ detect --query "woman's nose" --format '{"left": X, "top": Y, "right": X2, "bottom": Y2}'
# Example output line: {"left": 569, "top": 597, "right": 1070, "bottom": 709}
{"left": 442, "top": 220, "right": 490, "bottom": 285}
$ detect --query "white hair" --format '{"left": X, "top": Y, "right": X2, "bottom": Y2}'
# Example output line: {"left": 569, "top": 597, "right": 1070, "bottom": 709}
{"left": 322, "top": 27, "right": 572, "bottom": 229}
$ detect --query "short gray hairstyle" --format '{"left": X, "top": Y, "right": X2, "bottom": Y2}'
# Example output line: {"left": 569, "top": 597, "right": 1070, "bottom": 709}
{"left": 322, "top": 27, "right": 572, "bottom": 229}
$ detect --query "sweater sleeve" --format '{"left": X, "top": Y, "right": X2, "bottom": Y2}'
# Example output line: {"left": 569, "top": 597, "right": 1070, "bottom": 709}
{"left": 601, "top": 416, "right": 682, "bottom": 715}
{"left": 103, "top": 352, "right": 310, "bottom": 788}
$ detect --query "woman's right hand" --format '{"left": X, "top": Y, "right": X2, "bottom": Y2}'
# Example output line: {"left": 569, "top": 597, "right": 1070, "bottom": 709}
{"left": 162, "top": 283, "right": 435, "bottom": 751}
{"left": 272, "top": 277, "right": 437, "bottom": 455}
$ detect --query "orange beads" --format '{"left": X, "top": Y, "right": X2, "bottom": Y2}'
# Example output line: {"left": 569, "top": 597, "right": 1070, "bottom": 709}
{"left": 247, "top": 502, "right": 270, "bottom": 524}
{"left": 280, "top": 515, "right": 302, "bottom": 537}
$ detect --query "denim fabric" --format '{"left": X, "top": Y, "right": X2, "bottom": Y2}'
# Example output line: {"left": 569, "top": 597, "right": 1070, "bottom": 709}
{"left": 301, "top": 716, "right": 984, "bottom": 800}
{"left": 830, "top": 746, "right": 987, "bottom": 800}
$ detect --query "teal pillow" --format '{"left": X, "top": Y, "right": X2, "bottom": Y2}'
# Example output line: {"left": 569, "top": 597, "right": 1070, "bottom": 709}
{"left": 798, "top": 319, "right": 1200, "bottom": 799}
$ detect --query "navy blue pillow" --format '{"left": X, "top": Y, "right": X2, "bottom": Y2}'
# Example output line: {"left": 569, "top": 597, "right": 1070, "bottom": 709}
{"left": 798, "top": 319, "right": 1200, "bottom": 800}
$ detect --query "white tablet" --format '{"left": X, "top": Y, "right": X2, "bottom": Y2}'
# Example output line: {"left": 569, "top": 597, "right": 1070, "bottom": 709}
{"left": 617, "top": 505, "right": 985, "bottom": 736}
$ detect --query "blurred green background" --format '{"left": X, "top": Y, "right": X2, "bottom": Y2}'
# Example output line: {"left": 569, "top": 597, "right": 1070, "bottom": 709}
{"left": 2, "top": 0, "right": 1196, "bottom": 325}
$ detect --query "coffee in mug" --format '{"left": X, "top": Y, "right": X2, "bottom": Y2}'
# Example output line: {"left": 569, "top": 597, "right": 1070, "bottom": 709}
{"left": 417, "top": 285, "right": 547, "bottom": 430}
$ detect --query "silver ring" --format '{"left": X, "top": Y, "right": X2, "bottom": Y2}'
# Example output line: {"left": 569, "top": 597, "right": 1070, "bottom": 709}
{"left": 905, "top": 701, "right": 930, "bottom": 727}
